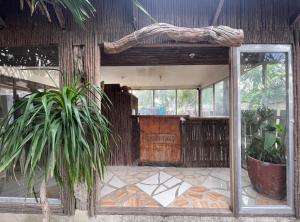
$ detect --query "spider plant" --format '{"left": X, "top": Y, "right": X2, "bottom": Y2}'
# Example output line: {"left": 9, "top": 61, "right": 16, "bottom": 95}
{"left": 19, "top": 0, "right": 156, "bottom": 27}
{"left": 0, "top": 78, "right": 110, "bottom": 221}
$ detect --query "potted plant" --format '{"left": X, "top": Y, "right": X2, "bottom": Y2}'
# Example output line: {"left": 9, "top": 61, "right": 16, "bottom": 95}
{"left": 243, "top": 106, "right": 286, "bottom": 200}
{"left": 0, "top": 78, "right": 111, "bottom": 221}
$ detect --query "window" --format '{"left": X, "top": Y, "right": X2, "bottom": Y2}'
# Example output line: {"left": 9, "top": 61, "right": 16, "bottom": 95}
{"left": 0, "top": 46, "right": 60, "bottom": 87}
{"left": 132, "top": 89, "right": 199, "bottom": 116}
{"left": 233, "top": 45, "right": 294, "bottom": 215}
{"left": 201, "top": 79, "right": 229, "bottom": 117}
{"left": 154, "top": 90, "right": 176, "bottom": 115}
{"left": 201, "top": 86, "right": 214, "bottom": 116}
{"left": 177, "top": 89, "right": 198, "bottom": 116}
{"left": 0, "top": 46, "right": 61, "bottom": 204}
{"left": 131, "top": 90, "right": 154, "bottom": 115}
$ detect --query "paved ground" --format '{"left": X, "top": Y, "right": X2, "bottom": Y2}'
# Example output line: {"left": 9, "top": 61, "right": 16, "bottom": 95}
{"left": 97, "top": 166, "right": 286, "bottom": 209}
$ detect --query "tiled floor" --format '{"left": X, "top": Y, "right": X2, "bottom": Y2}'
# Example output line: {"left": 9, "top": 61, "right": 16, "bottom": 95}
{"left": 98, "top": 166, "right": 230, "bottom": 209}
{"left": 98, "top": 166, "right": 286, "bottom": 209}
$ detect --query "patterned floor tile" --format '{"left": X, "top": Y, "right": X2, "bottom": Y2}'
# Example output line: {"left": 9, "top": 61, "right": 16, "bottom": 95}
{"left": 136, "top": 171, "right": 192, "bottom": 207}
{"left": 169, "top": 186, "right": 230, "bottom": 208}
{"left": 99, "top": 185, "right": 161, "bottom": 208}
{"left": 97, "top": 166, "right": 286, "bottom": 209}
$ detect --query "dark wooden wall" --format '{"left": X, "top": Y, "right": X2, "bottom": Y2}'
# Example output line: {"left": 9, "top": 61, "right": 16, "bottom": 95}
{"left": 102, "top": 84, "right": 138, "bottom": 166}
{"left": 0, "top": 0, "right": 299, "bottom": 216}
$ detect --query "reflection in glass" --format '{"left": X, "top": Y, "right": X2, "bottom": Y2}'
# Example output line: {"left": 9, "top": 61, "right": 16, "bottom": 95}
{"left": 132, "top": 90, "right": 154, "bottom": 115}
{"left": 0, "top": 46, "right": 61, "bottom": 203}
{"left": 240, "top": 52, "right": 288, "bottom": 206}
{"left": 177, "top": 89, "right": 198, "bottom": 117}
{"left": 154, "top": 90, "right": 176, "bottom": 115}
{"left": 215, "top": 79, "right": 229, "bottom": 116}
{"left": 201, "top": 86, "right": 214, "bottom": 116}
{"left": 0, "top": 47, "right": 60, "bottom": 87}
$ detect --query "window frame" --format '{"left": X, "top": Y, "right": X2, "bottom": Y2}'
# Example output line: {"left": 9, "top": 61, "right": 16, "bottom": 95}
{"left": 200, "top": 77, "right": 229, "bottom": 117}
{"left": 131, "top": 88, "right": 199, "bottom": 116}
{"left": 231, "top": 44, "right": 295, "bottom": 216}
{"left": 0, "top": 45, "right": 65, "bottom": 214}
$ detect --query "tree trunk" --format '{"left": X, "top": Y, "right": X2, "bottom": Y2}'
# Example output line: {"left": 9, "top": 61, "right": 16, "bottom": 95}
{"left": 40, "top": 179, "right": 50, "bottom": 222}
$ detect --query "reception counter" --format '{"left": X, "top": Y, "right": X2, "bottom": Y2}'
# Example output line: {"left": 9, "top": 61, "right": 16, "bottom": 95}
{"left": 134, "top": 115, "right": 186, "bottom": 165}
{"left": 132, "top": 115, "right": 229, "bottom": 167}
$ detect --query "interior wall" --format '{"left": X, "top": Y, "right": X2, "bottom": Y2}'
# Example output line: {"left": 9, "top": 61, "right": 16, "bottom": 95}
{"left": 101, "top": 65, "right": 229, "bottom": 89}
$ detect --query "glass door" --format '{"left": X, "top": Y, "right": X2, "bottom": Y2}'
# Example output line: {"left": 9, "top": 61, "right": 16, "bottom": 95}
{"left": 232, "top": 45, "right": 294, "bottom": 215}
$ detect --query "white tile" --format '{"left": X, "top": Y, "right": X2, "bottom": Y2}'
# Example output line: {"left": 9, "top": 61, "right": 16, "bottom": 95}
{"left": 177, "top": 182, "right": 192, "bottom": 196}
{"left": 210, "top": 168, "right": 230, "bottom": 182}
{"left": 202, "top": 176, "right": 228, "bottom": 190}
{"left": 164, "top": 177, "right": 182, "bottom": 188}
{"left": 157, "top": 167, "right": 165, "bottom": 170}
{"left": 159, "top": 172, "right": 172, "bottom": 183}
{"left": 136, "top": 183, "right": 158, "bottom": 196}
{"left": 109, "top": 176, "right": 126, "bottom": 188}
{"left": 153, "top": 186, "right": 178, "bottom": 207}
{"left": 211, "top": 189, "right": 230, "bottom": 198}
{"left": 100, "top": 185, "right": 115, "bottom": 197}
{"left": 141, "top": 173, "right": 159, "bottom": 185}
{"left": 103, "top": 171, "right": 114, "bottom": 183}
{"left": 153, "top": 185, "right": 168, "bottom": 195}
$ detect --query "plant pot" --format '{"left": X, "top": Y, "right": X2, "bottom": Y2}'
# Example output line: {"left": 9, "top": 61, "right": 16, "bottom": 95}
{"left": 247, "top": 156, "right": 286, "bottom": 200}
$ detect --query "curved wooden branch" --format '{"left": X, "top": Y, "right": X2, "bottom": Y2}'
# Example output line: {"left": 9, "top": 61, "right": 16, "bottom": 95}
{"left": 104, "top": 23, "right": 244, "bottom": 54}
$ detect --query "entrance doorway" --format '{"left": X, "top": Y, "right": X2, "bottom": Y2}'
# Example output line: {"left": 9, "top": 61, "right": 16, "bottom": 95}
{"left": 97, "top": 46, "right": 232, "bottom": 212}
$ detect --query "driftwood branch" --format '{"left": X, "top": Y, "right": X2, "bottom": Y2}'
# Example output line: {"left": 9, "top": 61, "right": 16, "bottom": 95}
{"left": 104, "top": 23, "right": 244, "bottom": 54}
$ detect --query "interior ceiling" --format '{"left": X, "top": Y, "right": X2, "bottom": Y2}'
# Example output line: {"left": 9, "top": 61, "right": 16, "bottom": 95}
{"left": 101, "top": 65, "right": 229, "bottom": 89}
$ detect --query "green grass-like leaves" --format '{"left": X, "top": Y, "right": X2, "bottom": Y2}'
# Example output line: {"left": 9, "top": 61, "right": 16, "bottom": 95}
{"left": 0, "top": 79, "right": 110, "bottom": 194}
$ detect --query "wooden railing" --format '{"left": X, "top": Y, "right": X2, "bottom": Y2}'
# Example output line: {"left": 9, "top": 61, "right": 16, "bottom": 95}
{"left": 181, "top": 117, "right": 229, "bottom": 167}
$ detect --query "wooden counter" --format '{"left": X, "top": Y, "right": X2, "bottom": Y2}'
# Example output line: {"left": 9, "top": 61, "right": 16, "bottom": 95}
{"left": 134, "top": 115, "right": 184, "bottom": 164}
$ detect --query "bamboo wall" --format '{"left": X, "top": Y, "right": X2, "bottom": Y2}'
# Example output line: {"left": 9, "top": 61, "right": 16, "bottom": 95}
{"left": 0, "top": 0, "right": 299, "bottom": 217}
{"left": 182, "top": 118, "right": 229, "bottom": 168}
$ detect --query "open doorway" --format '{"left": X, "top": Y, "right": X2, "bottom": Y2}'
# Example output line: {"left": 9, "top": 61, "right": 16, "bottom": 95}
{"left": 97, "top": 46, "right": 231, "bottom": 211}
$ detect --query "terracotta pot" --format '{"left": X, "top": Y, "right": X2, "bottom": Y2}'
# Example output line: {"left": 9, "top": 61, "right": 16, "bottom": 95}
{"left": 247, "top": 156, "right": 286, "bottom": 200}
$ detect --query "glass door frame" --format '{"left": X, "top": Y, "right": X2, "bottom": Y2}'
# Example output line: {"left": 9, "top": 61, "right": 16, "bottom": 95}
{"left": 231, "top": 44, "right": 295, "bottom": 216}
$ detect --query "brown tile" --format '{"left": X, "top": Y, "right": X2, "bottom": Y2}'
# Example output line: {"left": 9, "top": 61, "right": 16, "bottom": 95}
{"left": 190, "top": 186, "right": 209, "bottom": 193}
{"left": 209, "top": 203, "right": 219, "bottom": 208}
{"left": 187, "top": 192, "right": 204, "bottom": 199}
{"left": 145, "top": 201, "right": 160, "bottom": 208}
{"left": 124, "top": 197, "right": 141, "bottom": 207}
{"left": 217, "top": 201, "right": 229, "bottom": 208}
{"left": 114, "top": 190, "right": 127, "bottom": 201}
{"left": 209, "top": 192, "right": 226, "bottom": 200}
{"left": 173, "top": 198, "right": 189, "bottom": 207}
{"left": 204, "top": 192, "right": 224, "bottom": 201}
{"left": 192, "top": 201, "right": 209, "bottom": 208}
{"left": 100, "top": 199, "right": 116, "bottom": 207}
{"left": 126, "top": 186, "right": 140, "bottom": 194}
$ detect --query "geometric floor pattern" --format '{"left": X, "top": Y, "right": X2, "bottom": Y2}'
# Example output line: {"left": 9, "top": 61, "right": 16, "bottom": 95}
{"left": 97, "top": 166, "right": 285, "bottom": 209}
{"left": 98, "top": 166, "right": 230, "bottom": 208}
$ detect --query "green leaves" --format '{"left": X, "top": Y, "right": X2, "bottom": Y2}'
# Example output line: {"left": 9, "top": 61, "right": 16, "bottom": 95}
{"left": 245, "top": 106, "right": 286, "bottom": 164}
{"left": 263, "top": 132, "right": 277, "bottom": 150}
{"left": 131, "top": 0, "right": 157, "bottom": 23}
{"left": 56, "top": 0, "right": 95, "bottom": 26}
{"left": 0, "top": 79, "right": 110, "bottom": 194}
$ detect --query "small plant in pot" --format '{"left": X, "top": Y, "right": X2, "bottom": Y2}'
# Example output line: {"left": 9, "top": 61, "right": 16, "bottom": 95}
{"left": 244, "top": 106, "right": 286, "bottom": 200}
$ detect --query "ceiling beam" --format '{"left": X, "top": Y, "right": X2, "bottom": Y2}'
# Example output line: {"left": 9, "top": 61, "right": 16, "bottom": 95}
{"left": 289, "top": 10, "right": 300, "bottom": 26}
{"left": 211, "top": 0, "right": 225, "bottom": 26}
{"left": 0, "top": 16, "right": 6, "bottom": 29}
